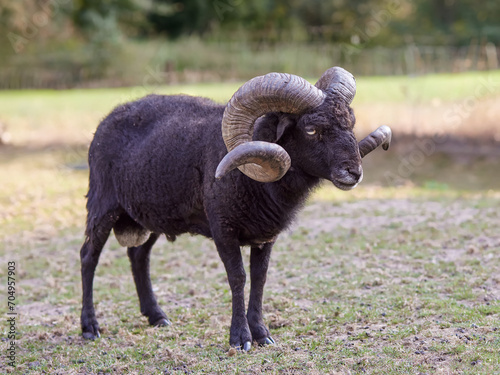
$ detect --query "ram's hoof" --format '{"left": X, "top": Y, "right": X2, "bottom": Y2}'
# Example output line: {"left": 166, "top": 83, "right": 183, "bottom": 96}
{"left": 235, "top": 341, "right": 252, "bottom": 352}
{"left": 81, "top": 319, "right": 101, "bottom": 340}
{"left": 255, "top": 336, "right": 275, "bottom": 346}
{"left": 82, "top": 330, "right": 100, "bottom": 340}
{"left": 243, "top": 341, "right": 252, "bottom": 352}
{"left": 153, "top": 318, "right": 171, "bottom": 327}
{"left": 264, "top": 337, "right": 275, "bottom": 345}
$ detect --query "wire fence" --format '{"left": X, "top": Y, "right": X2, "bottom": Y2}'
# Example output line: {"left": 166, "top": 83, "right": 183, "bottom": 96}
{"left": 0, "top": 43, "right": 498, "bottom": 90}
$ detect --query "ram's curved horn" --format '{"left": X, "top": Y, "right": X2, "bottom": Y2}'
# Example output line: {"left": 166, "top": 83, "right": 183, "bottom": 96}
{"left": 215, "top": 142, "right": 290, "bottom": 181}
{"left": 315, "top": 68, "right": 390, "bottom": 158}
{"left": 358, "top": 125, "right": 392, "bottom": 158}
{"left": 217, "top": 73, "right": 326, "bottom": 182}
{"left": 315, "top": 66, "right": 356, "bottom": 105}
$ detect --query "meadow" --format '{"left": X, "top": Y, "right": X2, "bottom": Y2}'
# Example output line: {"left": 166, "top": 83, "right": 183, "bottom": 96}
{"left": 0, "top": 71, "right": 499, "bottom": 374}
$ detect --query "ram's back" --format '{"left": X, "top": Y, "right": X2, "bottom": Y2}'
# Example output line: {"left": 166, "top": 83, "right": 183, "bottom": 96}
{"left": 87, "top": 94, "right": 225, "bottom": 237}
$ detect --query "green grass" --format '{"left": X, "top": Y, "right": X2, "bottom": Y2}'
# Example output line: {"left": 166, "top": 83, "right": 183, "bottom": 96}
{"left": 1, "top": 70, "right": 499, "bottom": 151}
{"left": 1, "top": 70, "right": 499, "bottom": 148}
{"left": 1, "top": 78, "right": 499, "bottom": 374}
{"left": 354, "top": 70, "right": 500, "bottom": 104}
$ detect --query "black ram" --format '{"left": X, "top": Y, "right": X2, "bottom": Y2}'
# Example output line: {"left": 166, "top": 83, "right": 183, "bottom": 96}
{"left": 80, "top": 67, "right": 391, "bottom": 350}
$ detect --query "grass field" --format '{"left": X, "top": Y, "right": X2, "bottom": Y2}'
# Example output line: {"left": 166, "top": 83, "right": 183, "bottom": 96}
{"left": 0, "top": 72, "right": 499, "bottom": 374}
{"left": 1, "top": 70, "right": 499, "bottom": 146}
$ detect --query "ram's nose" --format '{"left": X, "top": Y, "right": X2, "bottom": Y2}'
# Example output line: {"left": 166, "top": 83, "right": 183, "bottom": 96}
{"left": 337, "top": 166, "right": 363, "bottom": 185}
{"left": 347, "top": 165, "right": 363, "bottom": 183}
{"left": 332, "top": 165, "right": 363, "bottom": 191}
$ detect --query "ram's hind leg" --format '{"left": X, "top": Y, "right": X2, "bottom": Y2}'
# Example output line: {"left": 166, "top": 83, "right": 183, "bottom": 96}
{"left": 127, "top": 233, "right": 171, "bottom": 327}
{"left": 81, "top": 212, "right": 117, "bottom": 340}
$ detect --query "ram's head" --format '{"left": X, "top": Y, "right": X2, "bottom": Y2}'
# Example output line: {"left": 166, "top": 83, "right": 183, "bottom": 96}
{"left": 216, "top": 67, "right": 392, "bottom": 189}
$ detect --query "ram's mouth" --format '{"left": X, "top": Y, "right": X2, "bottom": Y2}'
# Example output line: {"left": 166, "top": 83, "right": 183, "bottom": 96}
{"left": 331, "top": 170, "right": 363, "bottom": 191}
{"left": 331, "top": 179, "right": 359, "bottom": 191}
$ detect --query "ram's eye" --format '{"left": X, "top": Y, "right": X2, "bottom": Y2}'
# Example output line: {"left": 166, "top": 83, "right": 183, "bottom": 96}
{"left": 305, "top": 127, "right": 317, "bottom": 136}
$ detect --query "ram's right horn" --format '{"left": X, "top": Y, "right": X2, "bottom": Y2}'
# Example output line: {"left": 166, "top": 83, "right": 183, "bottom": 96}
{"left": 218, "top": 72, "right": 326, "bottom": 182}
{"left": 358, "top": 125, "right": 392, "bottom": 158}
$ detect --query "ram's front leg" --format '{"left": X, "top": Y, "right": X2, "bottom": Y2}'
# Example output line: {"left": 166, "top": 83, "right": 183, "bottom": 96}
{"left": 214, "top": 236, "right": 252, "bottom": 351}
{"left": 248, "top": 242, "right": 275, "bottom": 345}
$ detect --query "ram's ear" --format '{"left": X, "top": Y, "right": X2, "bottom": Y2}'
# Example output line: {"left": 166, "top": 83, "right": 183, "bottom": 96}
{"left": 253, "top": 113, "right": 295, "bottom": 143}
{"left": 276, "top": 116, "right": 295, "bottom": 141}
{"left": 348, "top": 107, "right": 356, "bottom": 128}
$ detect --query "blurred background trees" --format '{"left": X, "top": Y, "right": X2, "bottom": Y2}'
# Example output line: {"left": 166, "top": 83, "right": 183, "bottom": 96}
{"left": 0, "top": 0, "right": 499, "bottom": 88}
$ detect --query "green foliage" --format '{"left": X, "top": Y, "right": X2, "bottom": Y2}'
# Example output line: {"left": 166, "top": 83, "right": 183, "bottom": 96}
{"left": 1, "top": 0, "right": 500, "bottom": 88}
{"left": 2, "top": 0, "right": 500, "bottom": 49}
{"left": 72, "top": 0, "right": 142, "bottom": 31}
{"left": 391, "top": 0, "right": 500, "bottom": 45}
{"left": 143, "top": 0, "right": 500, "bottom": 45}
{"left": 147, "top": 0, "right": 217, "bottom": 38}
{"left": 71, "top": 0, "right": 148, "bottom": 76}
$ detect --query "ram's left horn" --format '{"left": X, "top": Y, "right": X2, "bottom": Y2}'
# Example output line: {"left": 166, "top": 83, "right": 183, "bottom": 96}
{"left": 358, "top": 125, "right": 392, "bottom": 158}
